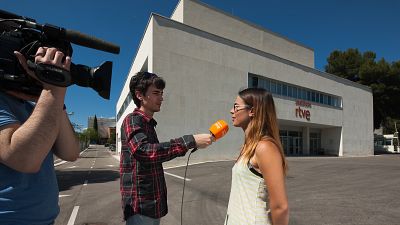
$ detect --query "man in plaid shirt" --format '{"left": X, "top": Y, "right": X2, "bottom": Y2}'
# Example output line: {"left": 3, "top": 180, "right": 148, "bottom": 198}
{"left": 120, "top": 72, "right": 213, "bottom": 225}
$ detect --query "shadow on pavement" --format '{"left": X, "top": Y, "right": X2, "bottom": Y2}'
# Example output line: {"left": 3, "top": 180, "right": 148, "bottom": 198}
{"left": 56, "top": 170, "right": 119, "bottom": 192}
{"left": 374, "top": 150, "right": 399, "bottom": 155}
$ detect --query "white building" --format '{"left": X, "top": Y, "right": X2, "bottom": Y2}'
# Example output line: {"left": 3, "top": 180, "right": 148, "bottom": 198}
{"left": 116, "top": 0, "right": 373, "bottom": 166}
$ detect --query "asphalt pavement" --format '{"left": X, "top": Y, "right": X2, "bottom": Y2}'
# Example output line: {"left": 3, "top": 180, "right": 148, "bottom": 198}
{"left": 54, "top": 145, "right": 400, "bottom": 225}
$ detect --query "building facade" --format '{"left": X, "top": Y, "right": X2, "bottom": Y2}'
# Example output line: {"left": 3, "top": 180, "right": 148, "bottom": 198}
{"left": 116, "top": 0, "right": 373, "bottom": 166}
{"left": 88, "top": 116, "right": 116, "bottom": 140}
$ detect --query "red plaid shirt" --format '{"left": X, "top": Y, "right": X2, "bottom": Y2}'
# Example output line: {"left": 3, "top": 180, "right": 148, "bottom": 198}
{"left": 120, "top": 108, "right": 196, "bottom": 220}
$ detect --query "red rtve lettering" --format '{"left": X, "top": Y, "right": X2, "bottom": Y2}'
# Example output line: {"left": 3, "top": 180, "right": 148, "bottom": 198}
{"left": 295, "top": 106, "right": 311, "bottom": 121}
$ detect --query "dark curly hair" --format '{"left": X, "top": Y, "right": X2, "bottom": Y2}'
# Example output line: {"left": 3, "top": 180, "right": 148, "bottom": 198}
{"left": 129, "top": 72, "right": 165, "bottom": 107}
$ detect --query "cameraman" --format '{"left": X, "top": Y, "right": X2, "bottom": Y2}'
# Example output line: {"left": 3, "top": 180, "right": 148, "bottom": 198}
{"left": 0, "top": 47, "right": 80, "bottom": 224}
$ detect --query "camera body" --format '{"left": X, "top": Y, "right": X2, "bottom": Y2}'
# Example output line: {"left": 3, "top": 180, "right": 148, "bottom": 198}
{"left": 0, "top": 9, "right": 119, "bottom": 99}
{"left": 0, "top": 21, "right": 71, "bottom": 96}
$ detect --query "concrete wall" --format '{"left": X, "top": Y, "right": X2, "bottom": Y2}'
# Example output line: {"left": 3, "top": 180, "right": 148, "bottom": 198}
{"left": 341, "top": 84, "right": 374, "bottom": 156}
{"left": 116, "top": 1, "right": 374, "bottom": 161}
{"left": 172, "top": 0, "right": 315, "bottom": 68}
{"left": 149, "top": 14, "right": 373, "bottom": 166}
{"left": 115, "top": 17, "right": 154, "bottom": 153}
{"left": 321, "top": 127, "right": 342, "bottom": 156}
{"left": 170, "top": 0, "right": 184, "bottom": 22}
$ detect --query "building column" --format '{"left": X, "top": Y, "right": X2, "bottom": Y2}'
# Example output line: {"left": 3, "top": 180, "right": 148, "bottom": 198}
{"left": 302, "top": 126, "right": 310, "bottom": 155}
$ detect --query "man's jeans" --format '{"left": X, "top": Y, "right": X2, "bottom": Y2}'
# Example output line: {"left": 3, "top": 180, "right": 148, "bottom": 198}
{"left": 126, "top": 214, "right": 160, "bottom": 225}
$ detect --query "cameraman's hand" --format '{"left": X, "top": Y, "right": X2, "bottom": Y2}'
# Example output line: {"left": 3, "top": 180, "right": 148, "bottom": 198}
{"left": 14, "top": 47, "right": 71, "bottom": 91}
{"left": 193, "top": 134, "right": 213, "bottom": 149}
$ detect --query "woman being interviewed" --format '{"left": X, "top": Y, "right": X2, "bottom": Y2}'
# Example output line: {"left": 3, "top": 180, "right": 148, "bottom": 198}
{"left": 225, "top": 88, "right": 289, "bottom": 225}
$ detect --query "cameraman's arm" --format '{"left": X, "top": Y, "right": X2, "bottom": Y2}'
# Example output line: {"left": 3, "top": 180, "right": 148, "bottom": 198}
{"left": 0, "top": 88, "right": 66, "bottom": 173}
{"left": 0, "top": 47, "right": 74, "bottom": 173}
{"left": 53, "top": 110, "right": 80, "bottom": 161}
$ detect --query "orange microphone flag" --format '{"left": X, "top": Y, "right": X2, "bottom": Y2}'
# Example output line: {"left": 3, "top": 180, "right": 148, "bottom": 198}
{"left": 209, "top": 120, "right": 229, "bottom": 140}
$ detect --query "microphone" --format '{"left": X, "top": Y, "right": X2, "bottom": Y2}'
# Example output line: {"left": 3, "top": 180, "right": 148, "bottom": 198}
{"left": 209, "top": 120, "right": 229, "bottom": 140}
{"left": 192, "top": 120, "right": 229, "bottom": 153}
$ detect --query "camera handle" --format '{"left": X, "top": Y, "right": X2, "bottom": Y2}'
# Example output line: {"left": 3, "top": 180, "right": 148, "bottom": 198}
{"left": 27, "top": 60, "right": 71, "bottom": 87}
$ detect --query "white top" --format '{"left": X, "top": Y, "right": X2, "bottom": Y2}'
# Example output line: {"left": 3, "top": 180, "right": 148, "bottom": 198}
{"left": 225, "top": 159, "right": 271, "bottom": 225}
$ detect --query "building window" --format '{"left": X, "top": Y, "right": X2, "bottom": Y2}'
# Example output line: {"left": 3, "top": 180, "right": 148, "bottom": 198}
{"left": 293, "top": 87, "right": 298, "bottom": 98}
{"left": 248, "top": 73, "right": 342, "bottom": 109}
{"left": 277, "top": 83, "right": 282, "bottom": 95}
{"left": 271, "top": 81, "right": 277, "bottom": 94}
{"left": 249, "top": 76, "right": 258, "bottom": 87}
{"left": 265, "top": 80, "right": 270, "bottom": 91}
{"left": 282, "top": 84, "right": 288, "bottom": 96}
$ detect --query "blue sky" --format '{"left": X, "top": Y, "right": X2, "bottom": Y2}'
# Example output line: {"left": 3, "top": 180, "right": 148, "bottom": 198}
{"left": 2, "top": 0, "right": 399, "bottom": 130}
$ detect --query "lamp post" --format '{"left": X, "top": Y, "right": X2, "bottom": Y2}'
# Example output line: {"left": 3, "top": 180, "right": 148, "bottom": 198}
{"left": 394, "top": 122, "right": 399, "bottom": 152}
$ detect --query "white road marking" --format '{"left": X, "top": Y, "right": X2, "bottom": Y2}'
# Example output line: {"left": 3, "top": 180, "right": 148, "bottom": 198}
{"left": 164, "top": 172, "right": 191, "bottom": 181}
{"left": 55, "top": 147, "right": 89, "bottom": 167}
{"left": 54, "top": 160, "right": 67, "bottom": 167}
{"left": 112, "top": 155, "right": 120, "bottom": 161}
{"left": 79, "top": 148, "right": 89, "bottom": 156}
{"left": 67, "top": 206, "right": 79, "bottom": 225}
{"left": 59, "top": 194, "right": 71, "bottom": 198}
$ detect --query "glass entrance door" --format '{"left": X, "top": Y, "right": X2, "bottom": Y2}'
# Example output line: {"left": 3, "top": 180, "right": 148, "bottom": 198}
{"left": 280, "top": 130, "right": 303, "bottom": 156}
{"left": 281, "top": 136, "right": 288, "bottom": 155}
{"left": 294, "top": 137, "right": 302, "bottom": 155}
{"left": 310, "top": 132, "right": 321, "bottom": 155}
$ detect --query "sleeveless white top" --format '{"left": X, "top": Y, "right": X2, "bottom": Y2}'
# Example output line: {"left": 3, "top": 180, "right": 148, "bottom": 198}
{"left": 225, "top": 159, "right": 271, "bottom": 225}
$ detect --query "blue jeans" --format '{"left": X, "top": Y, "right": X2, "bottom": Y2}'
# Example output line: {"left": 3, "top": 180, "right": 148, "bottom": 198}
{"left": 126, "top": 214, "right": 160, "bottom": 225}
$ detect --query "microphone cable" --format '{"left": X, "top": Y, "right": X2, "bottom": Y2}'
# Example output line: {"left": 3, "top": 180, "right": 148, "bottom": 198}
{"left": 181, "top": 148, "right": 196, "bottom": 225}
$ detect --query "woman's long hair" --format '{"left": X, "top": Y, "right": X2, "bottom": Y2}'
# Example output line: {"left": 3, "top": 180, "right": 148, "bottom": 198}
{"left": 238, "top": 88, "right": 287, "bottom": 175}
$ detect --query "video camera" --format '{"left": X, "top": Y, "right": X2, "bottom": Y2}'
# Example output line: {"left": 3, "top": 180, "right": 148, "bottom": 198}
{"left": 0, "top": 9, "right": 120, "bottom": 99}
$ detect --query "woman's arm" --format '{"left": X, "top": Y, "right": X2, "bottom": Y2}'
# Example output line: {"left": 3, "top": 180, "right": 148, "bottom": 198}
{"left": 255, "top": 140, "right": 289, "bottom": 225}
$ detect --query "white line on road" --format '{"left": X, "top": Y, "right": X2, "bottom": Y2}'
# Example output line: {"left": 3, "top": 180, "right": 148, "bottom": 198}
{"left": 79, "top": 148, "right": 89, "bottom": 156}
{"left": 164, "top": 172, "right": 191, "bottom": 181}
{"left": 55, "top": 147, "right": 89, "bottom": 167}
{"left": 67, "top": 206, "right": 79, "bottom": 225}
{"left": 54, "top": 160, "right": 67, "bottom": 167}
{"left": 83, "top": 180, "right": 88, "bottom": 186}
{"left": 112, "top": 155, "right": 120, "bottom": 161}
{"left": 59, "top": 194, "right": 71, "bottom": 198}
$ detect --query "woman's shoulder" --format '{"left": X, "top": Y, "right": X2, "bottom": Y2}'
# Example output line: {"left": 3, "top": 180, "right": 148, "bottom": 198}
{"left": 255, "top": 138, "right": 281, "bottom": 158}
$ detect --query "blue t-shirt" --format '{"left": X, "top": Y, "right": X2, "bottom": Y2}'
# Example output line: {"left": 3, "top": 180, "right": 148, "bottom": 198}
{"left": 0, "top": 92, "right": 60, "bottom": 225}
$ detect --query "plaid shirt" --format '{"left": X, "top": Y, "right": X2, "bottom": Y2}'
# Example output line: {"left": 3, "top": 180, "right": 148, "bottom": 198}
{"left": 120, "top": 108, "right": 196, "bottom": 220}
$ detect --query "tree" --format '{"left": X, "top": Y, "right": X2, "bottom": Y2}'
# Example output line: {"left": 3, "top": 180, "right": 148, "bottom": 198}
{"left": 93, "top": 115, "right": 99, "bottom": 143}
{"left": 93, "top": 115, "right": 98, "bottom": 132}
{"left": 82, "top": 128, "right": 98, "bottom": 144}
{"left": 107, "top": 128, "right": 116, "bottom": 145}
{"left": 325, "top": 48, "right": 400, "bottom": 130}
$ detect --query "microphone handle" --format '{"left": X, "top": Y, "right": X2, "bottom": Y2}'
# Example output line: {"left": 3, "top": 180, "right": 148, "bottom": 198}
{"left": 191, "top": 132, "right": 215, "bottom": 153}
